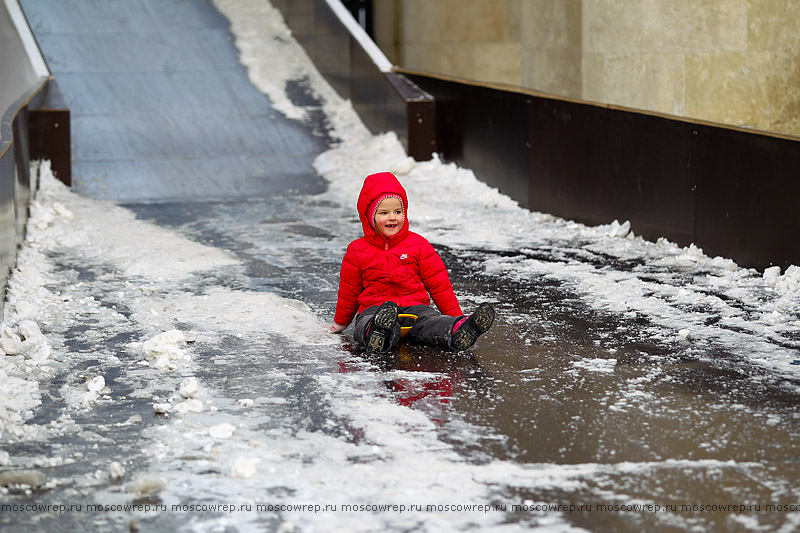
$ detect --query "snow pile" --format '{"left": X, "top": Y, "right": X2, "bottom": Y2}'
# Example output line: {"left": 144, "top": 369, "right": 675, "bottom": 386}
{"left": 765, "top": 265, "right": 800, "bottom": 292}
{"left": 0, "top": 320, "right": 52, "bottom": 441}
{"left": 213, "top": 0, "right": 306, "bottom": 121}
{"left": 0, "top": 469, "right": 48, "bottom": 489}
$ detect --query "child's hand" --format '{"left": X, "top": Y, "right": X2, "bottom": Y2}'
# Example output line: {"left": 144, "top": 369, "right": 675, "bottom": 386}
{"left": 328, "top": 323, "right": 347, "bottom": 334}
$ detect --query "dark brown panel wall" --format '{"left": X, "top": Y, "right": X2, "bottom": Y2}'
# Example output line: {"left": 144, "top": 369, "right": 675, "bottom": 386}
{"left": 28, "top": 79, "right": 71, "bottom": 187}
{"left": 694, "top": 126, "right": 800, "bottom": 269}
{"left": 528, "top": 97, "right": 695, "bottom": 246}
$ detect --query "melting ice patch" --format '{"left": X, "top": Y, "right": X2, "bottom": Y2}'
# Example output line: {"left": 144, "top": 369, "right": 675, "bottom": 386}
{"left": 0, "top": 162, "right": 332, "bottom": 469}
{"left": 571, "top": 358, "right": 618, "bottom": 373}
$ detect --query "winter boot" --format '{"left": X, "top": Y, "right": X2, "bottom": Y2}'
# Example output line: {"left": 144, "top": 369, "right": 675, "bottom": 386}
{"left": 450, "top": 303, "right": 495, "bottom": 351}
{"left": 366, "top": 301, "right": 399, "bottom": 354}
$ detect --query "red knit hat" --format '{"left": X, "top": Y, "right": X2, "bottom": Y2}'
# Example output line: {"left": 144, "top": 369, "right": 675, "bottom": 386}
{"left": 367, "top": 193, "right": 404, "bottom": 228}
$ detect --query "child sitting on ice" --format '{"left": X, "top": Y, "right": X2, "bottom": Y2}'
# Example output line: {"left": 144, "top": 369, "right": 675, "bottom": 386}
{"left": 328, "top": 171, "right": 495, "bottom": 354}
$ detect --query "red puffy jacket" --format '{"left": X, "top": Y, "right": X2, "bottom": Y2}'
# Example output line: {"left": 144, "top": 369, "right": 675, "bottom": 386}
{"left": 333, "top": 172, "right": 463, "bottom": 326}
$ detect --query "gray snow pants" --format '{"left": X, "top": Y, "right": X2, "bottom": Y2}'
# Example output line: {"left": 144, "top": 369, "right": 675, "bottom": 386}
{"left": 353, "top": 304, "right": 462, "bottom": 351}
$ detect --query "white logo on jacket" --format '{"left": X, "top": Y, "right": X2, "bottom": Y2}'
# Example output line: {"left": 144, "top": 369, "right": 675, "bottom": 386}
{"left": 400, "top": 254, "right": 408, "bottom": 260}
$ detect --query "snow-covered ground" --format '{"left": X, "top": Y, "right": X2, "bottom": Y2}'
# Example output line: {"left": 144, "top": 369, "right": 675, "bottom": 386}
{"left": 2, "top": 1, "right": 799, "bottom": 532}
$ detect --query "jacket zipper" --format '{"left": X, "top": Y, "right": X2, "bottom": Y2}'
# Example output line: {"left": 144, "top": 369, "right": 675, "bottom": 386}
{"left": 384, "top": 240, "right": 399, "bottom": 303}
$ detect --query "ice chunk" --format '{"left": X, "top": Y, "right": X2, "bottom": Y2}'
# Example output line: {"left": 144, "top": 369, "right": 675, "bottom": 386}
{"left": 123, "top": 414, "right": 142, "bottom": 425}
{"left": 776, "top": 265, "right": 800, "bottom": 292}
{"left": 82, "top": 391, "right": 99, "bottom": 405}
{"left": 12, "top": 300, "right": 37, "bottom": 320}
{"left": 390, "top": 157, "right": 415, "bottom": 176}
{"left": 0, "top": 337, "right": 21, "bottom": 355}
{"left": 607, "top": 219, "right": 631, "bottom": 238}
{"left": 173, "top": 399, "right": 203, "bottom": 414}
{"left": 86, "top": 376, "right": 105, "bottom": 393}
{"left": 179, "top": 377, "right": 199, "bottom": 399}
{"left": 109, "top": 461, "right": 125, "bottom": 480}
{"left": 0, "top": 325, "right": 18, "bottom": 340}
{"left": 209, "top": 423, "right": 236, "bottom": 440}
{"left": 571, "top": 358, "right": 617, "bottom": 373}
{"left": 142, "top": 330, "right": 186, "bottom": 357}
{"left": 17, "top": 321, "right": 42, "bottom": 340}
{"left": 153, "top": 403, "right": 171, "bottom": 414}
{"left": 52, "top": 202, "right": 74, "bottom": 220}
{"left": 142, "top": 330, "right": 187, "bottom": 370}
{"left": 231, "top": 457, "right": 259, "bottom": 479}
{"left": 0, "top": 470, "right": 47, "bottom": 488}
{"left": 763, "top": 266, "right": 781, "bottom": 287}
{"left": 20, "top": 335, "right": 51, "bottom": 363}
{"left": 125, "top": 474, "right": 166, "bottom": 495}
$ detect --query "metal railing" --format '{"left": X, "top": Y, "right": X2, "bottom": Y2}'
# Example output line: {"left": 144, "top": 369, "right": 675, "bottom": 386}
{"left": 0, "top": 0, "right": 70, "bottom": 314}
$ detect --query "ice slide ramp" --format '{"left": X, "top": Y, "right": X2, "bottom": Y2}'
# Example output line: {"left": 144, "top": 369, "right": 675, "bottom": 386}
{"left": 19, "top": 0, "right": 329, "bottom": 203}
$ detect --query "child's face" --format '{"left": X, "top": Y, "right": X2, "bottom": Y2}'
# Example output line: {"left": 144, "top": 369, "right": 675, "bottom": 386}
{"left": 374, "top": 197, "right": 405, "bottom": 238}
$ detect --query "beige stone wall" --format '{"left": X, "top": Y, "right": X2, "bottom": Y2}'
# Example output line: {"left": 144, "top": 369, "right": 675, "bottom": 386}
{"left": 520, "top": 0, "right": 582, "bottom": 98}
{"left": 373, "top": 0, "right": 800, "bottom": 137}
{"left": 582, "top": 0, "right": 800, "bottom": 136}
{"left": 375, "top": 0, "right": 523, "bottom": 86}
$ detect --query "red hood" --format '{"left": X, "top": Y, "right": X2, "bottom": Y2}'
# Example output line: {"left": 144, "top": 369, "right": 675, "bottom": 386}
{"left": 357, "top": 172, "right": 410, "bottom": 245}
